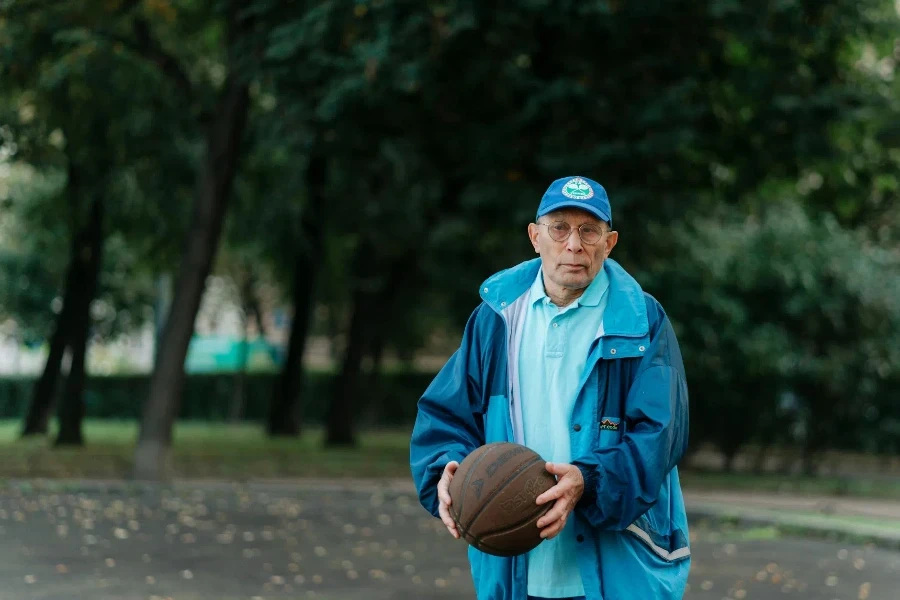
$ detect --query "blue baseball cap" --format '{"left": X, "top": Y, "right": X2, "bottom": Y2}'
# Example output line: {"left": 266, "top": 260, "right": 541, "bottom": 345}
{"left": 536, "top": 176, "right": 612, "bottom": 225}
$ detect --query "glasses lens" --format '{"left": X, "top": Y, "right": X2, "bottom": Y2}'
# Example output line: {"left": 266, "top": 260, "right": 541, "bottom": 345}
{"left": 579, "top": 225, "right": 603, "bottom": 244}
{"left": 547, "top": 222, "right": 571, "bottom": 241}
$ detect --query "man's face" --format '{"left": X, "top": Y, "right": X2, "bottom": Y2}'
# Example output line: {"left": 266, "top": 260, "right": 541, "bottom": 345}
{"left": 527, "top": 208, "right": 619, "bottom": 291}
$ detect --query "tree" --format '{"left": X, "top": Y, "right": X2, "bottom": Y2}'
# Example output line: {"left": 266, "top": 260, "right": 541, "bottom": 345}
{"left": 133, "top": 0, "right": 270, "bottom": 479}
{"left": 263, "top": 0, "right": 894, "bottom": 445}
{"left": 1, "top": 1, "right": 188, "bottom": 442}
{"left": 667, "top": 199, "right": 900, "bottom": 472}
{"left": 266, "top": 146, "right": 327, "bottom": 437}
{"left": 0, "top": 166, "right": 69, "bottom": 435}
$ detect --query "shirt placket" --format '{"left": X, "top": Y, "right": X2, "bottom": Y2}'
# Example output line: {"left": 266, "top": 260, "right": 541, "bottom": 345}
{"left": 545, "top": 304, "right": 568, "bottom": 359}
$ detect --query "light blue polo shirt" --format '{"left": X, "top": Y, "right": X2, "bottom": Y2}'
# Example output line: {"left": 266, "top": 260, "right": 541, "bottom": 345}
{"left": 519, "top": 266, "right": 610, "bottom": 599}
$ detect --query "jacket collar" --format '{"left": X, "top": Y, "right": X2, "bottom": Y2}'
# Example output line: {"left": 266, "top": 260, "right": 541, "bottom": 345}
{"left": 528, "top": 264, "right": 609, "bottom": 308}
{"left": 479, "top": 257, "right": 648, "bottom": 338}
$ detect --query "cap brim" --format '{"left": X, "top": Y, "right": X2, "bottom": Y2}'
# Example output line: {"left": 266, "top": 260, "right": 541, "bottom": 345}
{"left": 537, "top": 201, "right": 611, "bottom": 224}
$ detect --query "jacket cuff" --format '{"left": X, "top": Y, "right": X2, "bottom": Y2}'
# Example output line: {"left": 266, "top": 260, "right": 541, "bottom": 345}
{"left": 575, "top": 461, "right": 600, "bottom": 506}
{"left": 425, "top": 450, "right": 468, "bottom": 517}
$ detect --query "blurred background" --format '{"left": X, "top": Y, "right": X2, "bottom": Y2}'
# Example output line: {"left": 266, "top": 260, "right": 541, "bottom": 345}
{"left": 0, "top": 1, "right": 899, "bottom": 599}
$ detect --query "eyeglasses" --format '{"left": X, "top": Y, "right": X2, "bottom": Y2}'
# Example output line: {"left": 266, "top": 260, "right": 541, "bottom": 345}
{"left": 537, "top": 221, "right": 606, "bottom": 245}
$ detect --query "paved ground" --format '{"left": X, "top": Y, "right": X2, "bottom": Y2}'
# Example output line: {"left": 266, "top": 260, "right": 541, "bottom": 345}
{"left": 0, "top": 481, "right": 897, "bottom": 599}
{"left": 685, "top": 490, "right": 900, "bottom": 522}
{"left": 684, "top": 490, "right": 900, "bottom": 548}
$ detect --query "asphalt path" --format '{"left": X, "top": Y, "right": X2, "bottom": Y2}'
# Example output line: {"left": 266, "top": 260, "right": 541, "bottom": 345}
{"left": 0, "top": 482, "right": 896, "bottom": 599}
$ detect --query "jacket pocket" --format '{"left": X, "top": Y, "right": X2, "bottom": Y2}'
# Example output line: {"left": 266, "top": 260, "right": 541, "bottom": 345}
{"left": 597, "top": 527, "right": 691, "bottom": 599}
{"left": 626, "top": 509, "right": 691, "bottom": 564}
{"left": 598, "top": 415, "right": 621, "bottom": 446}
{"left": 626, "top": 521, "right": 690, "bottom": 563}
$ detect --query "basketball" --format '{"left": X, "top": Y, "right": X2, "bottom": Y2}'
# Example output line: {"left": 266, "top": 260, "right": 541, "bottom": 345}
{"left": 448, "top": 442, "right": 557, "bottom": 557}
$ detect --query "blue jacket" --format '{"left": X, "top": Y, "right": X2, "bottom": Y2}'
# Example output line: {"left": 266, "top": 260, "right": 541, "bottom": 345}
{"left": 409, "top": 258, "right": 691, "bottom": 600}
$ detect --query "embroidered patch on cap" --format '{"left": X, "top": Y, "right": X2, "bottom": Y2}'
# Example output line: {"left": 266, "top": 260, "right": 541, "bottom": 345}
{"left": 600, "top": 418, "right": 619, "bottom": 431}
{"left": 561, "top": 177, "right": 594, "bottom": 200}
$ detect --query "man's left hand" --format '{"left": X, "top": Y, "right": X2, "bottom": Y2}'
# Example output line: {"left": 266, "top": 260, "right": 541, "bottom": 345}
{"left": 535, "top": 462, "right": 585, "bottom": 539}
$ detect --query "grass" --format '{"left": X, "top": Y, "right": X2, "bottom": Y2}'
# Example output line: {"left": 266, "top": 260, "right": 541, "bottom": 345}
{"left": 0, "top": 420, "right": 414, "bottom": 480}
{"left": 2, "top": 420, "right": 899, "bottom": 502}
{"left": 679, "top": 469, "right": 900, "bottom": 500}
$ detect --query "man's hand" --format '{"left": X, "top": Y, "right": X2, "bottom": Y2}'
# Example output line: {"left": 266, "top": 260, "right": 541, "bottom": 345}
{"left": 437, "top": 461, "right": 460, "bottom": 539}
{"left": 535, "top": 462, "right": 585, "bottom": 540}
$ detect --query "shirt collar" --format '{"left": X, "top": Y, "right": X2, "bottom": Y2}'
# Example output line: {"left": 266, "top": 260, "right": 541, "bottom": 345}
{"left": 529, "top": 269, "right": 550, "bottom": 306}
{"left": 529, "top": 265, "right": 610, "bottom": 308}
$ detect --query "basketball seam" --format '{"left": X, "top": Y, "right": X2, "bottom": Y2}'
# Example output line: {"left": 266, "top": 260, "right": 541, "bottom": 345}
{"left": 459, "top": 455, "right": 544, "bottom": 537}
{"left": 471, "top": 538, "right": 511, "bottom": 556}
{"left": 451, "top": 445, "right": 497, "bottom": 529}
{"left": 474, "top": 502, "right": 551, "bottom": 546}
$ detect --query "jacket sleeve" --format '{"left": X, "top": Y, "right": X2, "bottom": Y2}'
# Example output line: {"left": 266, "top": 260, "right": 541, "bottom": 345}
{"left": 572, "top": 304, "right": 689, "bottom": 530}
{"left": 409, "top": 305, "right": 487, "bottom": 518}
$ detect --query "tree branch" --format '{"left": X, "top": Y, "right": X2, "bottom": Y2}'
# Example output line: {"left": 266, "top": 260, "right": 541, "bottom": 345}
{"left": 116, "top": 0, "right": 144, "bottom": 17}
{"left": 131, "top": 18, "right": 194, "bottom": 101}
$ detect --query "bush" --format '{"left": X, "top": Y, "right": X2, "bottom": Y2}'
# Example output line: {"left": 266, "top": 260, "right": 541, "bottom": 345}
{"left": 0, "top": 370, "right": 438, "bottom": 426}
{"left": 648, "top": 200, "right": 900, "bottom": 469}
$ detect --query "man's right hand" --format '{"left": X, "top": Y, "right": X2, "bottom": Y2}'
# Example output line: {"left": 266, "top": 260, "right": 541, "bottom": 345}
{"left": 437, "top": 460, "right": 460, "bottom": 539}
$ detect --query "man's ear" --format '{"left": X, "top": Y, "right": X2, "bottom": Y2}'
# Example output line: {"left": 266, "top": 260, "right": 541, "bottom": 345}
{"left": 527, "top": 223, "right": 541, "bottom": 254}
{"left": 604, "top": 230, "right": 619, "bottom": 258}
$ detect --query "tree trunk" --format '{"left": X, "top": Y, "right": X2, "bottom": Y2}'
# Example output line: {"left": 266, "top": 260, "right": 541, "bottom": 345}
{"left": 249, "top": 282, "right": 267, "bottom": 338}
{"left": 751, "top": 443, "right": 771, "bottom": 475}
{"left": 55, "top": 327, "right": 88, "bottom": 446}
{"left": 801, "top": 447, "right": 820, "bottom": 477}
{"left": 132, "top": 77, "right": 250, "bottom": 481}
{"left": 21, "top": 300, "right": 71, "bottom": 437}
{"left": 21, "top": 165, "right": 86, "bottom": 437}
{"left": 267, "top": 148, "right": 327, "bottom": 437}
{"left": 229, "top": 274, "right": 254, "bottom": 422}
{"left": 229, "top": 309, "right": 250, "bottom": 423}
{"left": 322, "top": 178, "right": 460, "bottom": 445}
{"left": 56, "top": 197, "right": 105, "bottom": 446}
{"left": 325, "top": 282, "right": 369, "bottom": 447}
{"left": 798, "top": 381, "right": 832, "bottom": 478}
{"left": 325, "top": 241, "right": 379, "bottom": 447}
{"left": 361, "top": 330, "right": 387, "bottom": 427}
{"left": 267, "top": 259, "right": 311, "bottom": 436}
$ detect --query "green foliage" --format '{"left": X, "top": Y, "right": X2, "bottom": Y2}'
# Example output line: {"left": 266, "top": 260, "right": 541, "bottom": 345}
{"left": 0, "top": 164, "right": 67, "bottom": 340}
{"left": 0, "top": 0, "right": 231, "bottom": 342}
{"left": 261, "top": 0, "right": 898, "bottom": 303}
{"left": 1, "top": 0, "right": 898, "bottom": 458}
{"left": 659, "top": 197, "right": 900, "bottom": 462}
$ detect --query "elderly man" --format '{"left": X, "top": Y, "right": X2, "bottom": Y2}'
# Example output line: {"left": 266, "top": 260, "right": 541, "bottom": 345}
{"left": 409, "top": 176, "right": 691, "bottom": 600}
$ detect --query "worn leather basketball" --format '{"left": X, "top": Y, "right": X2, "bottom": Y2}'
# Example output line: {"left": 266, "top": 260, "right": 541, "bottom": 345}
{"left": 448, "top": 442, "right": 557, "bottom": 557}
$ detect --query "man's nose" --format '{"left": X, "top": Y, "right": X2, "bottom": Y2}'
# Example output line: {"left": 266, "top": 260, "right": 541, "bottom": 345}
{"left": 566, "top": 230, "right": 584, "bottom": 252}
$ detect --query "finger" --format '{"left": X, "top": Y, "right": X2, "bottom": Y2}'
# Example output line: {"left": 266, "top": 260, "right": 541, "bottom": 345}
{"left": 545, "top": 461, "right": 573, "bottom": 476}
{"left": 438, "top": 504, "right": 457, "bottom": 533}
{"left": 438, "top": 502, "right": 460, "bottom": 539}
{"left": 540, "top": 519, "right": 565, "bottom": 539}
{"left": 438, "top": 462, "right": 458, "bottom": 501}
{"left": 537, "top": 498, "right": 568, "bottom": 529}
{"left": 443, "top": 519, "right": 460, "bottom": 539}
{"left": 536, "top": 482, "right": 566, "bottom": 506}
{"left": 437, "top": 479, "right": 452, "bottom": 507}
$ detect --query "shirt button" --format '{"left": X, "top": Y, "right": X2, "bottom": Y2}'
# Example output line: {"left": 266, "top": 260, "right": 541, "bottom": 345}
{"left": 573, "top": 424, "right": 581, "bottom": 432}
{"left": 552, "top": 323, "right": 559, "bottom": 328}
{"left": 483, "top": 287, "right": 489, "bottom": 293}
{"left": 576, "top": 534, "right": 584, "bottom": 543}
{"left": 610, "top": 348, "right": 617, "bottom": 355}
{"left": 639, "top": 345, "right": 646, "bottom": 352}
{"left": 500, "top": 301, "right": 507, "bottom": 307}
